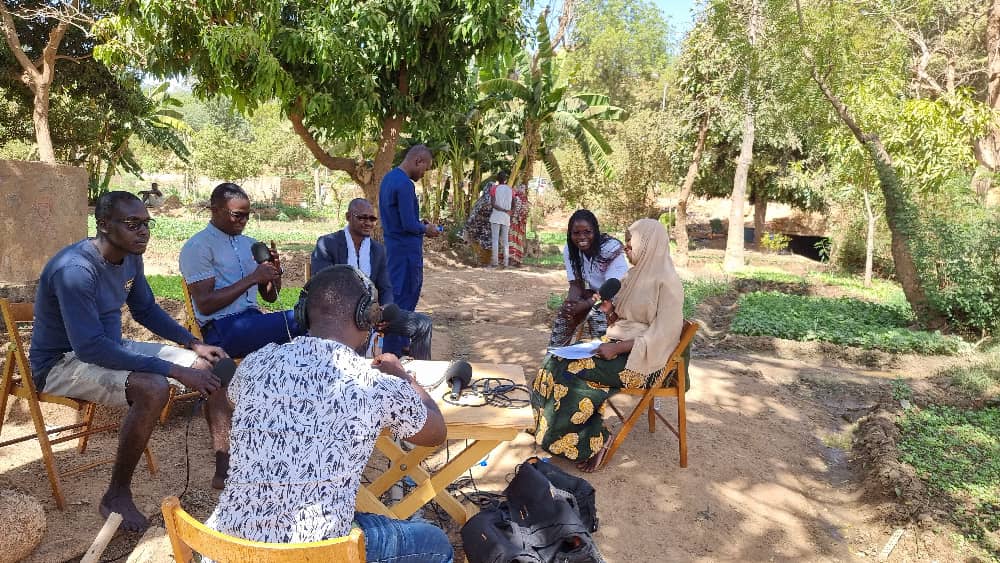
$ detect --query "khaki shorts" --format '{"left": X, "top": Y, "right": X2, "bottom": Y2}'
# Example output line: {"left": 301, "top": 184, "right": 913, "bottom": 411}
{"left": 42, "top": 341, "right": 197, "bottom": 408}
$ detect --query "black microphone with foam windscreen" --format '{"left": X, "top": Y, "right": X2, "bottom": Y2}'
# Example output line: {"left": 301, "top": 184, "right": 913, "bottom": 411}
{"left": 592, "top": 278, "right": 621, "bottom": 312}
{"left": 250, "top": 241, "right": 273, "bottom": 264}
{"left": 445, "top": 360, "right": 473, "bottom": 400}
{"left": 196, "top": 357, "right": 237, "bottom": 407}
{"left": 213, "top": 357, "right": 238, "bottom": 388}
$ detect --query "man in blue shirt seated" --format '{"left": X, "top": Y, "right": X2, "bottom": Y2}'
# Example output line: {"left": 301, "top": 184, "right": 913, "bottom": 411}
{"left": 378, "top": 144, "right": 440, "bottom": 356}
{"left": 30, "top": 191, "right": 232, "bottom": 532}
{"left": 311, "top": 198, "right": 433, "bottom": 359}
{"left": 179, "top": 183, "right": 305, "bottom": 358}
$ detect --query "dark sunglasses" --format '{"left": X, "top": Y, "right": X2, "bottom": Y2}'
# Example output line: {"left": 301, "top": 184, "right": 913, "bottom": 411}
{"left": 225, "top": 210, "right": 251, "bottom": 221}
{"left": 352, "top": 214, "right": 378, "bottom": 223}
{"left": 114, "top": 218, "right": 156, "bottom": 231}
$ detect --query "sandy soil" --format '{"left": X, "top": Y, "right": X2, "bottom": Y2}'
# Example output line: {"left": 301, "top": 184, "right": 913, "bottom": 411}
{"left": 0, "top": 238, "right": 978, "bottom": 562}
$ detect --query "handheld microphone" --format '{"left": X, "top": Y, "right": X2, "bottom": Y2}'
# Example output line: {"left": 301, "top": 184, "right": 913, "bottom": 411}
{"left": 213, "top": 357, "right": 238, "bottom": 388}
{"left": 196, "top": 357, "right": 237, "bottom": 405}
{"left": 445, "top": 360, "right": 473, "bottom": 400}
{"left": 250, "top": 241, "right": 272, "bottom": 264}
{"left": 379, "top": 303, "right": 401, "bottom": 325}
{"left": 592, "top": 278, "right": 621, "bottom": 312}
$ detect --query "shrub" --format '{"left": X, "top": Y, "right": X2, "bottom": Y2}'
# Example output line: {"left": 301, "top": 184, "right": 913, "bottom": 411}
{"left": 730, "top": 291, "right": 967, "bottom": 354}
{"left": 758, "top": 232, "right": 791, "bottom": 253}
{"left": 658, "top": 210, "right": 676, "bottom": 229}
{"left": 917, "top": 212, "right": 1000, "bottom": 336}
{"left": 709, "top": 218, "right": 724, "bottom": 234}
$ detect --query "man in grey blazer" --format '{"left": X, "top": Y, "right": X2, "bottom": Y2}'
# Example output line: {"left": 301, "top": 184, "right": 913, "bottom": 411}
{"left": 311, "top": 198, "right": 433, "bottom": 359}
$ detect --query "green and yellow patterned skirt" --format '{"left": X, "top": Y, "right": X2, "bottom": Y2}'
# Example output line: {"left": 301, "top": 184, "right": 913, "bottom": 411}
{"left": 530, "top": 348, "right": 689, "bottom": 462}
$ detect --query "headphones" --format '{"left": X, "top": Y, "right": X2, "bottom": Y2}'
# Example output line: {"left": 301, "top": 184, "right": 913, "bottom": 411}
{"left": 294, "top": 265, "right": 379, "bottom": 332}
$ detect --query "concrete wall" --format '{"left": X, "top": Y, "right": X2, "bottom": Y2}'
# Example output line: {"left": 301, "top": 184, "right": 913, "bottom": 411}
{"left": 0, "top": 160, "right": 88, "bottom": 284}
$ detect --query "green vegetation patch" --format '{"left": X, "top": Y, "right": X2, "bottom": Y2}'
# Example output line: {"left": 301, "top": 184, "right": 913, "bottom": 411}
{"left": 941, "top": 352, "right": 1000, "bottom": 400}
{"left": 89, "top": 216, "right": 331, "bottom": 245}
{"left": 682, "top": 278, "right": 729, "bottom": 318}
{"left": 730, "top": 291, "right": 967, "bottom": 354}
{"left": 147, "top": 274, "right": 302, "bottom": 312}
{"left": 899, "top": 406, "right": 1000, "bottom": 553}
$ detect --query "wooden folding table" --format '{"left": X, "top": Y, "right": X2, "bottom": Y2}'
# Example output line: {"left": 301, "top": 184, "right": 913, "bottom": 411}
{"left": 355, "top": 362, "right": 533, "bottom": 525}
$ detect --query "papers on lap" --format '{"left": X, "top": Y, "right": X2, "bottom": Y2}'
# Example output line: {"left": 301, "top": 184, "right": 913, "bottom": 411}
{"left": 547, "top": 341, "right": 601, "bottom": 360}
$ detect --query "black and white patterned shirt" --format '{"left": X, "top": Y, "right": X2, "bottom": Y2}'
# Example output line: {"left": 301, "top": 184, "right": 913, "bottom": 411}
{"left": 207, "top": 337, "right": 428, "bottom": 543}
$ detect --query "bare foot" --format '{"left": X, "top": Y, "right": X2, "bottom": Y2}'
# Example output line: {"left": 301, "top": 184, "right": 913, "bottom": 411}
{"left": 100, "top": 491, "right": 149, "bottom": 532}
{"left": 576, "top": 439, "right": 613, "bottom": 473}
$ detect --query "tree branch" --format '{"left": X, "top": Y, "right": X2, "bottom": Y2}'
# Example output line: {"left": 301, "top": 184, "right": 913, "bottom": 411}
{"left": 0, "top": 1, "right": 41, "bottom": 82}
{"left": 888, "top": 15, "right": 946, "bottom": 95}
{"left": 549, "top": 0, "right": 574, "bottom": 50}
{"left": 288, "top": 109, "right": 365, "bottom": 185}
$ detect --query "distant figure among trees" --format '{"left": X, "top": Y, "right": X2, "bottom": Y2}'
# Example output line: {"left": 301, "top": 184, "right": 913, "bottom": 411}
{"left": 138, "top": 183, "right": 163, "bottom": 207}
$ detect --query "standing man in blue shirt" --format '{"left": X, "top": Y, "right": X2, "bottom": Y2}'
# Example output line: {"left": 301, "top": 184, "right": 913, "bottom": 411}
{"left": 378, "top": 145, "right": 440, "bottom": 356}
{"left": 179, "top": 183, "right": 305, "bottom": 358}
{"left": 30, "top": 191, "right": 232, "bottom": 532}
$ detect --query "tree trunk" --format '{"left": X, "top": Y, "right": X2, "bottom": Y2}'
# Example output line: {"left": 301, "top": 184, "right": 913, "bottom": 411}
{"left": 32, "top": 83, "right": 56, "bottom": 163}
{"left": 863, "top": 187, "right": 875, "bottom": 288}
{"left": 724, "top": 101, "right": 755, "bottom": 272}
{"left": 723, "top": 0, "right": 759, "bottom": 273}
{"left": 1, "top": 3, "right": 71, "bottom": 164}
{"left": 674, "top": 111, "right": 710, "bottom": 267}
{"left": 753, "top": 193, "right": 767, "bottom": 245}
{"left": 794, "top": 0, "right": 941, "bottom": 326}
{"left": 512, "top": 121, "right": 539, "bottom": 186}
{"left": 973, "top": 0, "right": 1000, "bottom": 192}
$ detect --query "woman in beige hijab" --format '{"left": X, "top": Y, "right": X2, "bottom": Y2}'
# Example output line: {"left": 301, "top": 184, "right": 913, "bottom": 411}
{"left": 531, "top": 218, "right": 684, "bottom": 471}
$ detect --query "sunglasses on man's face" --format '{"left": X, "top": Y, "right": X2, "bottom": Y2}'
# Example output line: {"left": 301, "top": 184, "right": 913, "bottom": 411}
{"left": 225, "top": 210, "right": 251, "bottom": 221}
{"left": 352, "top": 214, "right": 378, "bottom": 223}
{"left": 114, "top": 218, "right": 156, "bottom": 231}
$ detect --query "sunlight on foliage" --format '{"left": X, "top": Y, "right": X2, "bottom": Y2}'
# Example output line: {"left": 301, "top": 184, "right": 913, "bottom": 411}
{"left": 730, "top": 291, "right": 966, "bottom": 355}
{"left": 899, "top": 406, "right": 1000, "bottom": 553}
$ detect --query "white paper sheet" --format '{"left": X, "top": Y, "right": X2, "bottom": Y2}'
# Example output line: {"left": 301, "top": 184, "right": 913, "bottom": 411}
{"left": 547, "top": 341, "right": 601, "bottom": 360}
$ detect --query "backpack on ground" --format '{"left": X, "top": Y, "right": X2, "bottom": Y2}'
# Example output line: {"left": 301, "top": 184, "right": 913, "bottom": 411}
{"left": 461, "top": 460, "right": 604, "bottom": 563}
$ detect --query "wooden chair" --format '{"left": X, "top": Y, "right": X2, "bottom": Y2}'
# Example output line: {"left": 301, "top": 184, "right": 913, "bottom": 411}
{"left": 162, "top": 496, "right": 366, "bottom": 562}
{"left": 0, "top": 298, "right": 157, "bottom": 509}
{"left": 158, "top": 283, "right": 205, "bottom": 423}
{"left": 601, "top": 319, "right": 699, "bottom": 469}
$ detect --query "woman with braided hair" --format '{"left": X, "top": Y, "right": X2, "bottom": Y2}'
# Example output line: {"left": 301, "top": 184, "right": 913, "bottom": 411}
{"left": 533, "top": 218, "right": 685, "bottom": 472}
{"left": 548, "top": 209, "right": 629, "bottom": 347}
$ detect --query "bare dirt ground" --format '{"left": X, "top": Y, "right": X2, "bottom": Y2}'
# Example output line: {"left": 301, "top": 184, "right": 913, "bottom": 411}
{"left": 0, "top": 230, "right": 981, "bottom": 562}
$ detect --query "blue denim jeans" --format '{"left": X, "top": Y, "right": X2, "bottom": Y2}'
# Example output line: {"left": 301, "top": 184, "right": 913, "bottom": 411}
{"left": 354, "top": 512, "right": 453, "bottom": 563}
{"left": 202, "top": 308, "right": 305, "bottom": 358}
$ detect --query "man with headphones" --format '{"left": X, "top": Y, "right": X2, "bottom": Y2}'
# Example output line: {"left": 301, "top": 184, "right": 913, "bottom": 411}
{"left": 208, "top": 265, "right": 453, "bottom": 562}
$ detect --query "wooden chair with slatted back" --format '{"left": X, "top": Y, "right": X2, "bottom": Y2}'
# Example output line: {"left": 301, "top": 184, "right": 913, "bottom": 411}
{"left": 601, "top": 319, "right": 699, "bottom": 469}
{"left": 162, "top": 496, "right": 366, "bottom": 562}
{"left": 158, "top": 283, "right": 205, "bottom": 423}
{"left": 0, "top": 298, "right": 157, "bottom": 509}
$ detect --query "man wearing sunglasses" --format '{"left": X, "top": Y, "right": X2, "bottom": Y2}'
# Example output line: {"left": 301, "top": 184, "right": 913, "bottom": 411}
{"left": 30, "top": 191, "right": 233, "bottom": 532}
{"left": 310, "top": 198, "right": 434, "bottom": 359}
{"left": 179, "top": 183, "right": 305, "bottom": 358}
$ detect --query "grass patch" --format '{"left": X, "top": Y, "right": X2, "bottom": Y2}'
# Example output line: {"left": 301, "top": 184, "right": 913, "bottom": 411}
{"left": 682, "top": 278, "right": 730, "bottom": 318}
{"left": 527, "top": 231, "right": 566, "bottom": 246}
{"left": 523, "top": 251, "right": 564, "bottom": 267}
{"left": 898, "top": 406, "right": 1000, "bottom": 554}
{"left": 735, "top": 267, "right": 807, "bottom": 285}
{"left": 941, "top": 352, "right": 1000, "bottom": 399}
{"left": 730, "top": 291, "right": 967, "bottom": 354}
{"left": 147, "top": 274, "right": 302, "bottom": 312}
{"left": 89, "top": 216, "right": 330, "bottom": 244}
